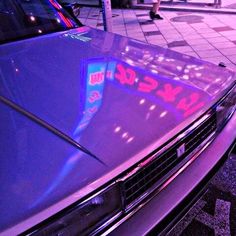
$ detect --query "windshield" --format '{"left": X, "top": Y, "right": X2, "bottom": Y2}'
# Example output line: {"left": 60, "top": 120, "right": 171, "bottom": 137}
{"left": 0, "top": 0, "right": 81, "bottom": 44}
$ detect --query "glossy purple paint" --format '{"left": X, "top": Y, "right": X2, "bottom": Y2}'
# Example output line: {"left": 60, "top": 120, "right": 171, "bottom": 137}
{"left": 0, "top": 26, "right": 235, "bottom": 233}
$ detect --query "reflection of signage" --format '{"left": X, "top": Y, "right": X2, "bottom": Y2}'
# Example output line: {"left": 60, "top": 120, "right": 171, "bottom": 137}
{"left": 89, "top": 72, "right": 104, "bottom": 85}
{"left": 114, "top": 62, "right": 206, "bottom": 117}
{"left": 74, "top": 57, "right": 209, "bottom": 136}
{"left": 74, "top": 59, "right": 116, "bottom": 136}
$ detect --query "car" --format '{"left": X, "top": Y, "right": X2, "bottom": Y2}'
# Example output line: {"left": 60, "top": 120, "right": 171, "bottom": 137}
{"left": 0, "top": 1, "right": 236, "bottom": 235}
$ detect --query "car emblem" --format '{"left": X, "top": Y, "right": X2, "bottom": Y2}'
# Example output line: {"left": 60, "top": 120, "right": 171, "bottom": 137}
{"left": 177, "top": 143, "right": 186, "bottom": 158}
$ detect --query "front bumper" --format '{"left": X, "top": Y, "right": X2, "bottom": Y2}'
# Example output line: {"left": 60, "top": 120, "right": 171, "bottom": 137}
{"left": 109, "top": 110, "right": 236, "bottom": 236}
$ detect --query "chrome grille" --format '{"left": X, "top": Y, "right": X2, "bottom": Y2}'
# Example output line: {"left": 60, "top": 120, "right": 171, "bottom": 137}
{"left": 123, "top": 111, "right": 217, "bottom": 207}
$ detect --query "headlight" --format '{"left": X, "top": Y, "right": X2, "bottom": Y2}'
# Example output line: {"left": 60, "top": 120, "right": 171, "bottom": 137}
{"left": 32, "top": 184, "right": 122, "bottom": 236}
{"left": 216, "top": 84, "right": 236, "bottom": 130}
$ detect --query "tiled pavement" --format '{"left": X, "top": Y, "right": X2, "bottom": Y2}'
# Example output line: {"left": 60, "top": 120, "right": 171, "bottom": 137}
{"left": 78, "top": 7, "right": 236, "bottom": 72}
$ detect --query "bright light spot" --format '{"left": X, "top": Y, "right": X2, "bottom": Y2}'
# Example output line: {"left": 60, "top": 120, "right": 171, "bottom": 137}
{"left": 183, "top": 75, "right": 189, "bottom": 80}
{"left": 125, "top": 46, "right": 129, "bottom": 52}
{"left": 114, "top": 126, "right": 121, "bottom": 133}
{"left": 122, "top": 132, "right": 128, "bottom": 138}
{"left": 127, "top": 137, "right": 134, "bottom": 143}
{"left": 139, "top": 99, "right": 145, "bottom": 105}
{"left": 174, "top": 76, "right": 180, "bottom": 80}
{"left": 216, "top": 78, "right": 221, "bottom": 82}
{"left": 149, "top": 105, "right": 156, "bottom": 111}
{"left": 187, "top": 64, "right": 196, "bottom": 69}
{"left": 177, "top": 66, "right": 182, "bottom": 71}
{"left": 184, "top": 69, "right": 189, "bottom": 73}
{"left": 196, "top": 73, "right": 202, "bottom": 77}
{"left": 135, "top": 78, "right": 139, "bottom": 83}
{"left": 126, "top": 58, "right": 134, "bottom": 65}
{"left": 38, "top": 29, "right": 42, "bottom": 34}
{"left": 158, "top": 56, "right": 164, "bottom": 62}
{"left": 30, "top": 16, "right": 36, "bottom": 22}
{"left": 160, "top": 111, "right": 167, "bottom": 118}
{"left": 151, "top": 69, "right": 158, "bottom": 74}
{"left": 56, "top": 18, "right": 61, "bottom": 23}
{"left": 15, "top": 68, "right": 19, "bottom": 72}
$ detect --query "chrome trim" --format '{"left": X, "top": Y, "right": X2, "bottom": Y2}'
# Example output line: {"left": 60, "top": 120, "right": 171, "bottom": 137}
{"left": 120, "top": 122, "right": 217, "bottom": 212}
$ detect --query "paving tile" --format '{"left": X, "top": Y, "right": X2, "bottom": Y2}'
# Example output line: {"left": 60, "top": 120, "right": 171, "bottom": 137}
{"left": 146, "top": 35, "right": 166, "bottom": 41}
{"left": 224, "top": 63, "right": 236, "bottom": 72}
{"left": 172, "top": 46, "right": 193, "bottom": 53}
{"left": 191, "top": 44, "right": 215, "bottom": 51}
{"left": 136, "top": 14, "right": 148, "bottom": 17}
{"left": 184, "top": 51, "right": 200, "bottom": 58}
{"left": 167, "top": 40, "right": 189, "bottom": 48}
{"left": 219, "top": 30, "right": 236, "bottom": 37}
{"left": 139, "top": 20, "right": 155, "bottom": 25}
{"left": 201, "top": 33, "right": 222, "bottom": 39}
{"left": 182, "top": 34, "right": 203, "bottom": 40}
{"left": 141, "top": 25, "right": 158, "bottom": 32}
{"left": 187, "top": 38, "right": 209, "bottom": 46}
{"left": 219, "top": 48, "right": 236, "bottom": 56}
{"left": 224, "top": 35, "right": 236, "bottom": 41}
{"left": 211, "top": 41, "right": 236, "bottom": 49}
{"left": 226, "top": 54, "right": 236, "bottom": 63}
{"left": 196, "top": 49, "right": 223, "bottom": 58}
{"left": 206, "top": 37, "right": 229, "bottom": 43}
{"left": 201, "top": 56, "right": 230, "bottom": 65}
{"left": 212, "top": 26, "right": 235, "bottom": 32}
{"left": 144, "top": 31, "right": 162, "bottom": 36}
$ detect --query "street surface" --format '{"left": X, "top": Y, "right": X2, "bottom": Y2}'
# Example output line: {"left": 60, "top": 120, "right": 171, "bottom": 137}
{"left": 168, "top": 154, "right": 236, "bottom": 236}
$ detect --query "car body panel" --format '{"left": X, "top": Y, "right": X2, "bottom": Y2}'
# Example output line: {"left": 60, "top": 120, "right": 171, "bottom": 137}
{"left": 0, "top": 101, "right": 106, "bottom": 232}
{"left": 0, "top": 26, "right": 235, "bottom": 234}
{"left": 0, "top": 27, "right": 235, "bottom": 167}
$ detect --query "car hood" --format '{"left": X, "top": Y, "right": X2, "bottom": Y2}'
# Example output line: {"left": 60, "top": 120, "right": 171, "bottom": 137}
{"left": 0, "top": 27, "right": 235, "bottom": 232}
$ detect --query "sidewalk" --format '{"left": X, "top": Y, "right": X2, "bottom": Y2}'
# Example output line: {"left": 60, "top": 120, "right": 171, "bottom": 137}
{"left": 133, "top": 0, "right": 236, "bottom": 14}
{"left": 78, "top": 7, "right": 236, "bottom": 72}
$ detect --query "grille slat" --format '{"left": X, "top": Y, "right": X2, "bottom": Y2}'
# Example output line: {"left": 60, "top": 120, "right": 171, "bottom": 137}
{"left": 123, "top": 111, "right": 217, "bottom": 207}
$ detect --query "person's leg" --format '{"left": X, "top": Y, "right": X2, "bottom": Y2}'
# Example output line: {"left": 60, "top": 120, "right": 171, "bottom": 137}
{"left": 150, "top": 1, "right": 163, "bottom": 20}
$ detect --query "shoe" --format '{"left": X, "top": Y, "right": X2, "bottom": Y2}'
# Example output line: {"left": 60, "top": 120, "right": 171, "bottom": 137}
{"left": 149, "top": 11, "right": 163, "bottom": 20}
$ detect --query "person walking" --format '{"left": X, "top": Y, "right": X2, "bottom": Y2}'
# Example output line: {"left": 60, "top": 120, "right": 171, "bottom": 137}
{"left": 145, "top": 0, "right": 163, "bottom": 20}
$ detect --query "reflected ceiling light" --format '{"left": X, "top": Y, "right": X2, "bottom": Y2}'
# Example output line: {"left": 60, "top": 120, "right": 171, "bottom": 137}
{"left": 114, "top": 126, "right": 121, "bottom": 133}
{"left": 184, "top": 69, "right": 189, "bottom": 73}
{"left": 149, "top": 105, "right": 156, "bottom": 111}
{"left": 183, "top": 75, "right": 189, "bottom": 80}
{"left": 160, "top": 111, "right": 167, "bottom": 118}
{"left": 127, "top": 137, "right": 134, "bottom": 143}
{"left": 30, "top": 16, "right": 36, "bottom": 22}
{"left": 177, "top": 66, "right": 182, "bottom": 71}
{"left": 139, "top": 99, "right": 145, "bottom": 105}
